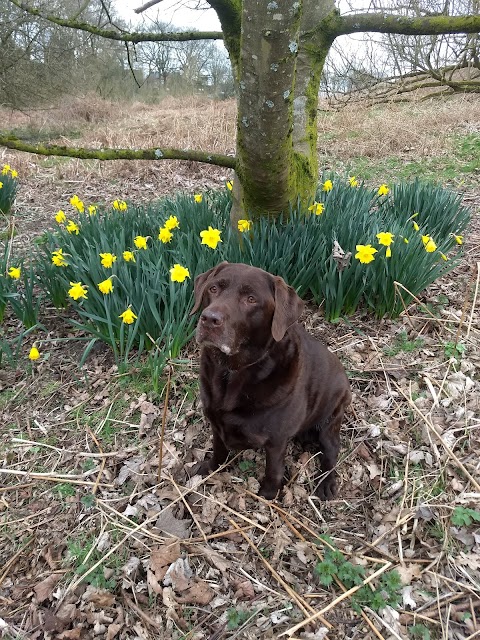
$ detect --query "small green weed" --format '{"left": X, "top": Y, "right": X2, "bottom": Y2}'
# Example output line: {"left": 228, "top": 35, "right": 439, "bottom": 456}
{"left": 314, "top": 536, "right": 402, "bottom": 613}
{"left": 66, "top": 533, "right": 119, "bottom": 589}
{"left": 451, "top": 506, "right": 480, "bottom": 527}
{"left": 408, "top": 623, "right": 431, "bottom": 640}
{"left": 56, "top": 483, "right": 76, "bottom": 498}
{"left": 444, "top": 341, "right": 466, "bottom": 359}
{"left": 238, "top": 459, "right": 256, "bottom": 476}
{"left": 226, "top": 607, "right": 257, "bottom": 630}
{"left": 384, "top": 330, "right": 424, "bottom": 356}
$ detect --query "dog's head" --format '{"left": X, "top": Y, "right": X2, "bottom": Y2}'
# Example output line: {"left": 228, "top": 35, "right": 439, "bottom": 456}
{"left": 190, "top": 262, "right": 304, "bottom": 356}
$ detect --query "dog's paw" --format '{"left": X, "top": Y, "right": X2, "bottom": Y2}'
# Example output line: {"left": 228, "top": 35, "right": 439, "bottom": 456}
{"left": 315, "top": 474, "right": 337, "bottom": 501}
{"left": 258, "top": 481, "right": 280, "bottom": 501}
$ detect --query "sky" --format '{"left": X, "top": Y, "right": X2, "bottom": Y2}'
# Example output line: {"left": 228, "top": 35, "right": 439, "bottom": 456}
{"left": 114, "top": 0, "right": 221, "bottom": 31}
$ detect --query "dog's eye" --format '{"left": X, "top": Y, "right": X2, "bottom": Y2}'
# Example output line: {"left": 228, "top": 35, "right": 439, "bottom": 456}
{"left": 247, "top": 295, "right": 256, "bottom": 304}
{"left": 209, "top": 285, "right": 217, "bottom": 293}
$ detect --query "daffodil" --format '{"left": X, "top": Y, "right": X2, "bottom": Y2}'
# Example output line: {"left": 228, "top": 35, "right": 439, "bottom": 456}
{"left": 52, "top": 249, "right": 67, "bottom": 267}
{"left": 386, "top": 247, "right": 392, "bottom": 258}
{"left": 2, "top": 164, "right": 11, "bottom": 175}
{"left": 134, "top": 235, "right": 148, "bottom": 250}
{"left": 404, "top": 238, "right": 409, "bottom": 244}
{"left": 170, "top": 263, "right": 190, "bottom": 283}
{"left": 55, "top": 210, "right": 66, "bottom": 224}
{"left": 100, "top": 252, "right": 117, "bottom": 268}
{"left": 422, "top": 235, "right": 437, "bottom": 252}
{"left": 226, "top": 180, "right": 233, "bottom": 191}
{"left": 98, "top": 277, "right": 114, "bottom": 294}
{"left": 70, "top": 195, "right": 84, "bottom": 213}
{"left": 355, "top": 244, "right": 378, "bottom": 264}
{"left": 200, "top": 226, "right": 222, "bottom": 249}
{"left": 376, "top": 232, "right": 394, "bottom": 247}
{"left": 88, "top": 205, "right": 97, "bottom": 215}
{"left": 440, "top": 253, "right": 449, "bottom": 261}
{"left": 119, "top": 307, "right": 137, "bottom": 324}
{"left": 29, "top": 346, "right": 40, "bottom": 361}
{"left": 113, "top": 199, "right": 127, "bottom": 211}
{"left": 349, "top": 176, "right": 359, "bottom": 187}
{"left": 0, "top": 182, "right": 3, "bottom": 189}
{"left": 453, "top": 234, "right": 463, "bottom": 245}
{"left": 164, "top": 215, "right": 179, "bottom": 230}
{"left": 322, "top": 179, "right": 333, "bottom": 192}
{"left": 123, "top": 250, "right": 135, "bottom": 262}
{"left": 413, "top": 222, "right": 420, "bottom": 231}
{"left": 237, "top": 219, "right": 252, "bottom": 232}
{"left": 377, "top": 184, "right": 389, "bottom": 196}
{"left": 10, "top": 169, "right": 18, "bottom": 179}
{"left": 66, "top": 220, "right": 80, "bottom": 234}
{"left": 158, "top": 227, "right": 173, "bottom": 243}
{"left": 194, "top": 194, "right": 203, "bottom": 203}
{"left": 308, "top": 202, "right": 325, "bottom": 216}
{"left": 8, "top": 266, "right": 21, "bottom": 279}
{"left": 68, "top": 281, "right": 88, "bottom": 301}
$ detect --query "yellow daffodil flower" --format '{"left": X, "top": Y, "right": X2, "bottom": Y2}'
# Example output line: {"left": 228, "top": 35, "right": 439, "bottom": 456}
{"left": 226, "top": 181, "right": 233, "bottom": 191}
{"left": 88, "top": 205, "right": 97, "bottom": 215}
{"left": 376, "top": 232, "right": 394, "bottom": 247}
{"left": 404, "top": 238, "right": 409, "bottom": 244}
{"left": 200, "top": 226, "right": 222, "bottom": 249}
{"left": 308, "top": 202, "right": 325, "bottom": 216}
{"left": 8, "top": 266, "right": 21, "bottom": 279}
{"left": 386, "top": 247, "right": 392, "bottom": 258}
{"left": 66, "top": 220, "right": 80, "bottom": 234}
{"left": 10, "top": 169, "right": 18, "bottom": 179}
{"left": 194, "top": 193, "right": 203, "bottom": 203}
{"left": 237, "top": 219, "right": 252, "bottom": 232}
{"left": 29, "top": 346, "right": 40, "bottom": 361}
{"left": 355, "top": 244, "right": 378, "bottom": 264}
{"left": 134, "top": 235, "right": 148, "bottom": 250}
{"left": 322, "top": 179, "right": 333, "bottom": 192}
{"left": 68, "top": 281, "right": 88, "bottom": 300}
{"left": 55, "top": 210, "right": 66, "bottom": 224}
{"left": 113, "top": 200, "right": 127, "bottom": 211}
{"left": 98, "top": 277, "right": 114, "bottom": 294}
{"left": 123, "top": 250, "right": 135, "bottom": 262}
{"left": 52, "top": 249, "right": 67, "bottom": 267}
{"left": 2, "top": 164, "right": 11, "bottom": 175}
{"left": 453, "top": 234, "right": 463, "bottom": 245}
{"left": 158, "top": 227, "right": 173, "bottom": 243}
{"left": 377, "top": 184, "right": 389, "bottom": 196}
{"left": 0, "top": 182, "right": 3, "bottom": 189}
{"left": 119, "top": 307, "right": 137, "bottom": 324}
{"left": 100, "top": 252, "right": 117, "bottom": 268}
{"left": 70, "top": 195, "right": 84, "bottom": 213}
{"left": 349, "top": 176, "right": 359, "bottom": 187}
{"left": 170, "top": 263, "right": 190, "bottom": 283}
{"left": 422, "top": 235, "right": 437, "bottom": 252}
{"left": 440, "top": 253, "right": 448, "bottom": 261}
{"left": 413, "top": 222, "right": 420, "bottom": 231}
{"left": 164, "top": 215, "right": 179, "bottom": 230}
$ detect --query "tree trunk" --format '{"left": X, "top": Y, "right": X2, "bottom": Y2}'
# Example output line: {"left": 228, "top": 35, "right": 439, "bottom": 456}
{"left": 231, "top": 0, "right": 335, "bottom": 224}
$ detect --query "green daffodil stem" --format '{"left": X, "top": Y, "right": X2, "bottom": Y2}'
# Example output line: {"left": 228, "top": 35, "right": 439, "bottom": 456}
{"left": 158, "top": 363, "right": 172, "bottom": 483}
{"left": 0, "top": 134, "right": 237, "bottom": 169}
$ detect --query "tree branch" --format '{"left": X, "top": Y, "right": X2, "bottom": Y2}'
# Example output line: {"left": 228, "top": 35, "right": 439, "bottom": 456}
{"left": 8, "top": 0, "right": 223, "bottom": 42}
{"left": 0, "top": 134, "right": 236, "bottom": 169}
{"left": 329, "top": 12, "right": 480, "bottom": 38}
{"left": 135, "top": 0, "right": 163, "bottom": 13}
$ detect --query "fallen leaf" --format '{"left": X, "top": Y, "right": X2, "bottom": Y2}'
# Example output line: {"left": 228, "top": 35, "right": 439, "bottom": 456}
{"left": 83, "top": 585, "right": 116, "bottom": 607}
{"left": 155, "top": 507, "right": 191, "bottom": 538}
{"left": 34, "top": 574, "right": 62, "bottom": 603}
{"left": 163, "top": 557, "right": 192, "bottom": 591}
{"left": 402, "top": 585, "right": 417, "bottom": 609}
{"left": 176, "top": 580, "right": 215, "bottom": 605}
{"left": 150, "top": 542, "right": 181, "bottom": 579}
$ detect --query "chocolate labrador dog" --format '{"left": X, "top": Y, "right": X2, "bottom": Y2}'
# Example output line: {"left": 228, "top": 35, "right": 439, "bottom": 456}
{"left": 190, "top": 262, "right": 351, "bottom": 500}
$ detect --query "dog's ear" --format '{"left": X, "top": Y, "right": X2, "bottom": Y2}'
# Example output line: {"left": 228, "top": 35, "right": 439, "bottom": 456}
{"left": 271, "top": 276, "right": 304, "bottom": 341}
{"left": 190, "top": 261, "right": 229, "bottom": 315}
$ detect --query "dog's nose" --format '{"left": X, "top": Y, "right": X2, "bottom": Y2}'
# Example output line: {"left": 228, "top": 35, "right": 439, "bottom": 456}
{"left": 200, "top": 308, "right": 224, "bottom": 327}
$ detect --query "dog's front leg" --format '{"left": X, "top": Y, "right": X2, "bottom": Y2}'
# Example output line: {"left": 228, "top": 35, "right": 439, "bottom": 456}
{"left": 197, "top": 427, "right": 229, "bottom": 476}
{"left": 259, "top": 440, "right": 288, "bottom": 500}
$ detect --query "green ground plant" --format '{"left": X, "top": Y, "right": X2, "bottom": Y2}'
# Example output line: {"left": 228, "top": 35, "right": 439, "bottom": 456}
{"left": 0, "top": 174, "right": 470, "bottom": 370}
{"left": 0, "top": 164, "right": 19, "bottom": 216}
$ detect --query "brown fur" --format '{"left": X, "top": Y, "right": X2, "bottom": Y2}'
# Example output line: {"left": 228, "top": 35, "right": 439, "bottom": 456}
{"left": 190, "top": 262, "right": 351, "bottom": 500}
